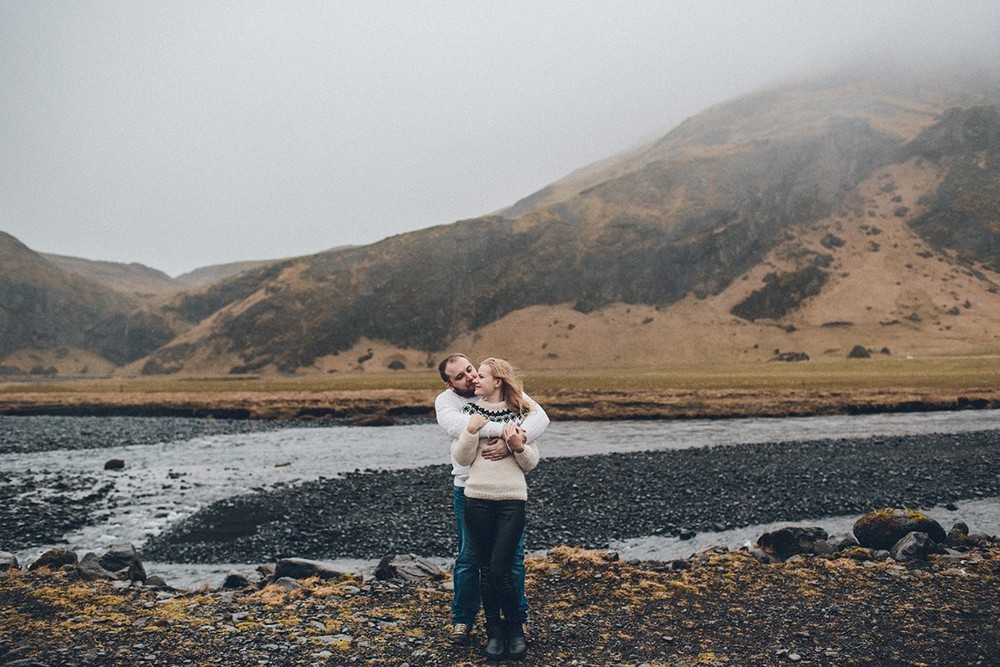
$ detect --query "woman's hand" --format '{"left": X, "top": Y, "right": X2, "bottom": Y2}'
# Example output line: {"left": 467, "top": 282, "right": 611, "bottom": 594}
{"left": 466, "top": 413, "right": 488, "bottom": 434}
{"left": 503, "top": 424, "right": 526, "bottom": 452}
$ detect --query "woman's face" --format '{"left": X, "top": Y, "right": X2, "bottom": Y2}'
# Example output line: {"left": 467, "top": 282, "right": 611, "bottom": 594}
{"left": 474, "top": 363, "right": 502, "bottom": 399}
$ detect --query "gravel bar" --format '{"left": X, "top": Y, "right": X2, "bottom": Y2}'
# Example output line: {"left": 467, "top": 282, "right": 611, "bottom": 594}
{"left": 142, "top": 429, "right": 1000, "bottom": 563}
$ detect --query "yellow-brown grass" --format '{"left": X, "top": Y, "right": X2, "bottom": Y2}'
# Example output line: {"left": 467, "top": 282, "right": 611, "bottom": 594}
{"left": 1, "top": 357, "right": 998, "bottom": 421}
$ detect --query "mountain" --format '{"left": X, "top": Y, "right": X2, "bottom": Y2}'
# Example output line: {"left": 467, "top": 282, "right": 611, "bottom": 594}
{"left": 40, "top": 253, "right": 283, "bottom": 293}
{"left": 0, "top": 233, "right": 180, "bottom": 375}
{"left": 173, "top": 260, "right": 284, "bottom": 289}
{"left": 5, "top": 65, "right": 1000, "bottom": 377}
{"left": 41, "top": 254, "right": 179, "bottom": 296}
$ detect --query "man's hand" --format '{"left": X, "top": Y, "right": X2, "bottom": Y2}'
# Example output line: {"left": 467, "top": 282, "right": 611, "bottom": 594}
{"left": 503, "top": 424, "right": 527, "bottom": 452}
{"left": 480, "top": 437, "right": 510, "bottom": 461}
{"left": 466, "top": 413, "right": 488, "bottom": 434}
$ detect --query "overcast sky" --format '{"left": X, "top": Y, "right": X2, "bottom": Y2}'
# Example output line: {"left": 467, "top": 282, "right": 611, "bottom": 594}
{"left": 2, "top": 1, "right": 998, "bottom": 277}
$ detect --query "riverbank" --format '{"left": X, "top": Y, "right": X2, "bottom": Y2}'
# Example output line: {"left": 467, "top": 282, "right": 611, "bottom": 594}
{"left": 4, "top": 418, "right": 999, "bottom": 567}
{"left": 3, "top": 541, "right": 998, "bottom": 666}
{"left": 0, "top": 384, "right": 998, "bottom": 422}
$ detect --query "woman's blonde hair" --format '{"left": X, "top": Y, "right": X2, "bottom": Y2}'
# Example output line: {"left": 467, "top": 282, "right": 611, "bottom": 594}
{"left": 480, "top": 357, "right": 531, "bottom": 416}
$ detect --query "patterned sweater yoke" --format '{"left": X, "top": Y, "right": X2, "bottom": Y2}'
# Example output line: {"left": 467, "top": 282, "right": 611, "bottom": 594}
{"left": 461, "top": 401, "right": 526, "bottom": 425}
{"left": 451, "top": 400, "right": 540, "bottom": 501}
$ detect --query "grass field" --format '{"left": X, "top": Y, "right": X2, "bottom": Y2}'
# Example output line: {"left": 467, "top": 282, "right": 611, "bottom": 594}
{"left": 0, "top": 357, "right": 997, "bottom": 422}
{"left": 3, "top": 356, "right": 997, "bottom": 395}
{"left": 526, "top": 356, "right": 1000, "bottom": 392}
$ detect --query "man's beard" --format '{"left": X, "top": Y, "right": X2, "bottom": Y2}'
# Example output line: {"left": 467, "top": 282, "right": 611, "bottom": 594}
{"left": 454, "top": 386, "right": 476, "bottom": 399}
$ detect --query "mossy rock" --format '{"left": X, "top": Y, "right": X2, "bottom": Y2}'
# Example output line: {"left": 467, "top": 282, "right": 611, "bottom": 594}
{"left": 853, "top": 508, "right": 946, "bottom": 551}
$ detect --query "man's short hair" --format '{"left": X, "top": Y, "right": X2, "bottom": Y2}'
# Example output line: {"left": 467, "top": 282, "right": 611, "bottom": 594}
{"left": 438, "top": 353, "right": 471, "bottom": 383}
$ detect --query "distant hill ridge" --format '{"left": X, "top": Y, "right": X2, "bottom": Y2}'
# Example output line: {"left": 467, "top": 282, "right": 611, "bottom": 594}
{"left": 40, "top": 253, "right": 281, "bottom": 293}
{"left": 41, "top": 253, "right": 178, "bottom": 296}
{"left": 4, "top": 66, "right": 1000, "bottom": 377}
{"left": 0, "top": 233, "right": 175, "bottom": 371}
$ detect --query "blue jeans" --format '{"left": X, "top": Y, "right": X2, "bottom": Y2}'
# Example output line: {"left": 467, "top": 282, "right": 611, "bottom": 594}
{"left": 452, "top": 486, "right": 528, "bottom": 625}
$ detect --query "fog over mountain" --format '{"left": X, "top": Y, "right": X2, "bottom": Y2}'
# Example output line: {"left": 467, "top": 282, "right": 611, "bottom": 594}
{"left": 3, "top": 61, "right": 1000, "bottom": 377}
{"left": 2, "top": 2, "right": 998, "bottom": 276}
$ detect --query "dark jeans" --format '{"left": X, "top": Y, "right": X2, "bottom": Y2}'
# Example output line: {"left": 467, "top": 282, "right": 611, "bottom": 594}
{"left": 452, "top": 487, "right": 528, "bottom": 625}
{"left": 464, "top": 497, "right": 527, "bottom": 630}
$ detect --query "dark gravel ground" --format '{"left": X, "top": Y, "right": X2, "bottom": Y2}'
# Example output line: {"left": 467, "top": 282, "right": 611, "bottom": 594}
{"left": 142, "top": 429, "right": 1000, "bottom": 564}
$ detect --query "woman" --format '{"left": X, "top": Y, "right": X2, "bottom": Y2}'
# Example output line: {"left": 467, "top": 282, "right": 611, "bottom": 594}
{"left": 451, "top": 357, "right": 540, "bottom": 661}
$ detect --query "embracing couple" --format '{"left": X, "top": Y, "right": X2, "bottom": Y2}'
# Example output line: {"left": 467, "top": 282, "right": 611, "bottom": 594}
{"left": 435, "top": 354, "right": 550, "bottom": 661}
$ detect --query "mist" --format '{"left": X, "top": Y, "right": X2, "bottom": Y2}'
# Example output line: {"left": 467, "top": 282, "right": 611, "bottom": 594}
{"left": 1, "top": 1, "right": 998, "bottom": 276}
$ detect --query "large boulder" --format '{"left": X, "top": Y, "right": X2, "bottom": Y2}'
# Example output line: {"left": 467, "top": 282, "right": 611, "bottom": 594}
{"left": 98, "top": 543, "right": 147, "bottom": 582}
{"left": 757, "top": 526, "right": 829, "bottom": 560}
{"left": 77, "top": 552, "right": 119, "bottom": 581}
{"left": 946, "top": 522, "right": 970, "bottom": 547}
{"left": 222, "top": 569, "right": 264, "bottom": 590}
{"left": 890, "top": 532, "right": 943, "bottom": 562}
{"left": 375, "top": 554, "right": 447, "bottom": 582}
{"left": 28, "top": 548, "right": 78, "bottom": 571}
{"left": 274, "top": 558, "right": 349, "bottom": 581}
{"left": 853, "top": 508, "right": 946, "bottom": 551}
{"left": 0, "top": 551, "right": 19, "bottom": 570}
{"left": 815, "top": 532, "right": 859, "bottom": 554}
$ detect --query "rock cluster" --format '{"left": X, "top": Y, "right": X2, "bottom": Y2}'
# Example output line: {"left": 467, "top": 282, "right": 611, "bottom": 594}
{"left": 748, "top": 507, "right": 989, "bottom": 566}
{"left": 14, "top": 543, "right": 148, "bottom": 585}
{"left": 4, "top": 507, "right": 989, "bottom": 599}
{"left": 1, "top": 544, "right": 447, "bottom": 596}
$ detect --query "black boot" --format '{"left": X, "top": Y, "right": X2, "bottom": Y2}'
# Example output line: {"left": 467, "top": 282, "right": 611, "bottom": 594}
{"left": 485, "top": 623, "right": 506, "bottom": 661}
{"left": 506, "top": 621, "right": 527, "bottom": 660}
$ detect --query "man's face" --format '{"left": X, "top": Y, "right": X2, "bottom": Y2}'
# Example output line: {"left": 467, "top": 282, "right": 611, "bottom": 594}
{"left": 444, "top": 357, "right": 477, "bottom": 398}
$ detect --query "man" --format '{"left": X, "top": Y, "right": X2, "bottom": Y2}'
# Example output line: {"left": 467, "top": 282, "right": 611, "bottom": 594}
{"left": 435, "top": 353, "right": 550, "bottom": 646}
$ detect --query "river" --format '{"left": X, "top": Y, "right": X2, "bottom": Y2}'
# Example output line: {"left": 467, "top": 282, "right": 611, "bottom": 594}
{"left": 3, "top": 409, "right": 999, "bottom": 588}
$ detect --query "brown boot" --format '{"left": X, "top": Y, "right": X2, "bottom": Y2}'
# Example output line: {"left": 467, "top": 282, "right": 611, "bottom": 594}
{"left": 448, "top": 623, "right": 471, "bottom": 646}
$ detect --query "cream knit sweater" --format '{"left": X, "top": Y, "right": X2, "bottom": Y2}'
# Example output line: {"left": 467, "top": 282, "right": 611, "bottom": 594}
{"left": 450, "top": 400, "right": 540, "bottom": 501}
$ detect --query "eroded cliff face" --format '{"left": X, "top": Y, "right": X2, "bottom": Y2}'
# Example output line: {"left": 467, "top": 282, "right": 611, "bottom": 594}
{"left": 906, "top": 106, "right": 1000, "bottom": 271}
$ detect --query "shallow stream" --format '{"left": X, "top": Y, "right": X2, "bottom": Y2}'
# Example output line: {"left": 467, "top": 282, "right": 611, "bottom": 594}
{"left": 3, "top": 409, "right": 998, "bottom": 588}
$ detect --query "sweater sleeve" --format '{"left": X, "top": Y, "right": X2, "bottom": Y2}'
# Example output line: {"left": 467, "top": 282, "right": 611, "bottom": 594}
{"left": 451, "top": 430, "right": 480, "bottom": 467}
{"left": 520, "top": 393, "right": 550, "bottom": 444}
{"left": 513, "top": 441, "right": 539, "bottom": 473}
{"left": 435, "top": 390, "right": 469, "bottom": 440}
{"left": 435, "top": 390, "right": 504, "bottom": 439}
